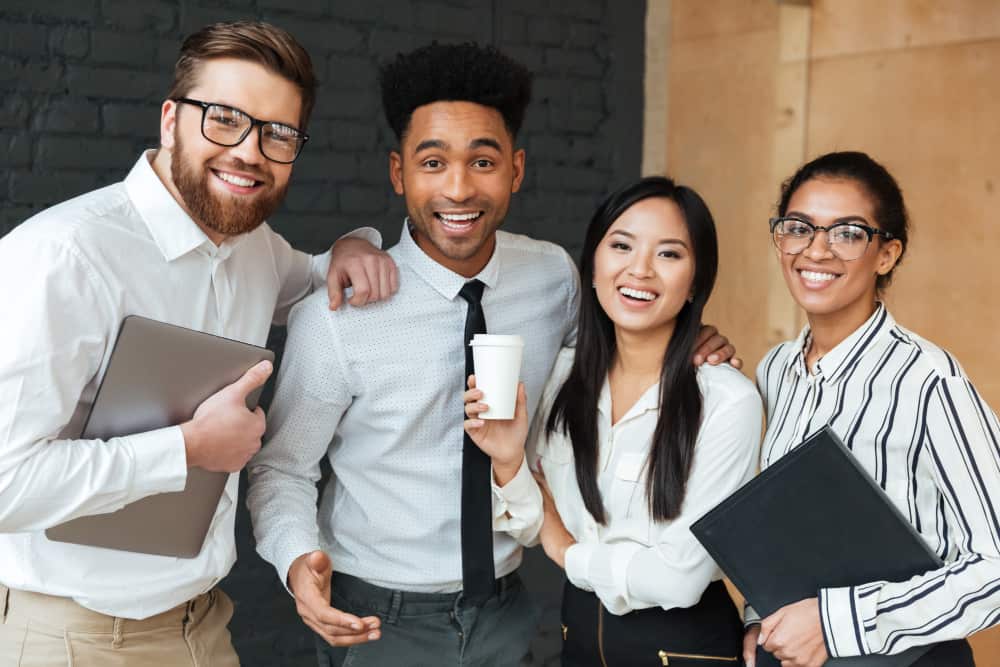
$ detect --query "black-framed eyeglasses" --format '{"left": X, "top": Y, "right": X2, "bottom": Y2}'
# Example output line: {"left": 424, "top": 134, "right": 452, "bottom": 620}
{"left": 173, "top": 97, "right": 309, "bottom": 164}
{"left": 769, "top": 216, "right": 895, "bottom": 261}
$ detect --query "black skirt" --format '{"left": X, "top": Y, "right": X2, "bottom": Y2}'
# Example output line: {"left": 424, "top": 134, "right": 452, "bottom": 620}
{"left": 560, "top": 579, "right": 744, "bottom": 666}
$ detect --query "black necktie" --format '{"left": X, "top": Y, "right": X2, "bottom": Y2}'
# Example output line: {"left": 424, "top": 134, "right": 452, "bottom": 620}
{"left": 458, "top": 279, "right": 495, "bottom": 603}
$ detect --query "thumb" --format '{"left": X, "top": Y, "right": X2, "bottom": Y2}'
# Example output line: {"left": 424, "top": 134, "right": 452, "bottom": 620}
{"left": 229, "top": 360, "right": 273, "bottom": 399}
{"left": 327, "top": 272, "right": 345, "bottom": 311}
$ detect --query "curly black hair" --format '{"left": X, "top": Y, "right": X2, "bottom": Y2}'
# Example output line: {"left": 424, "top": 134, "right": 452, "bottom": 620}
{"left": 378, "top": 42, "right": 533, "bottom": 143}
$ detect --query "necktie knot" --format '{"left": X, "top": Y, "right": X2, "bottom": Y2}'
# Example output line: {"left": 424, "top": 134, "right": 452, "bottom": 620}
{"left": 458, "top": 279, "right": 485, "bottom": 306}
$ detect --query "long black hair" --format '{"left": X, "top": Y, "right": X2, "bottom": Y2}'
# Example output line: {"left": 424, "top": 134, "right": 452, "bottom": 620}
{"left": 546, "top": 176, "right": 719, "bottom": 524}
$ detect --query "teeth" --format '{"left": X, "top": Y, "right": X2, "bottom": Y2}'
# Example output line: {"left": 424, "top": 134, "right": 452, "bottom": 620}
{"left": 438, "top": 211, "right": 482, "bottom": 229}
{"left": 216, "top": 171, "right": 256, "bottom": 188}
{"left": 800, "top": 270, "right": 837, "bottom": 282}
{"left": 619, "top": 286, "right": 657, "bottom": 301}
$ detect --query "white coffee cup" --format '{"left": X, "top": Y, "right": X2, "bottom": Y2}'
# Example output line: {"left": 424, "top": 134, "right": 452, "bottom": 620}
{"left": 469, "top": 334, "right": 524, "bottom": 420}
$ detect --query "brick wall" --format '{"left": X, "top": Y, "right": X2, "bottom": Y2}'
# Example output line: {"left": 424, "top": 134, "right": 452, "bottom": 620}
{"left": 0, "top": 1, "right": 645, "bottom": 664}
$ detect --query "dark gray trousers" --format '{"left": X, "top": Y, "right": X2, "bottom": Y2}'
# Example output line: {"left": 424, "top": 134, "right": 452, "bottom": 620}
{"left": 316, "top": 571, "right": 539, "bottom": 667}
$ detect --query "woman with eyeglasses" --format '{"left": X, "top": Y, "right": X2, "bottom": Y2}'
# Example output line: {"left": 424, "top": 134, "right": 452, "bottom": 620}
{"left": 465, "top": 177, "right": 762, "bottom": 665}
{"left": 744, "top": 151, "right": 998, "bottom": 667}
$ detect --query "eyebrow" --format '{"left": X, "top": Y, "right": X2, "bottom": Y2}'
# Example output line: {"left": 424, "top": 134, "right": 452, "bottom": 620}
{"left": 785, "top": 211, "right": 872, "bottom": 225}
{"left": 413, "top": 139, "right": 447, "bottom": 153}
{"left": 412, "top": 137, "right": 503, "bottom": 154}
{"left": 609, "top": 229, "right": 689, "bottom": 248}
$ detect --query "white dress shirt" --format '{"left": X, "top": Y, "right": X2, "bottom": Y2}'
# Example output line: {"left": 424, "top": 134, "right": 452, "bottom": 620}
{"left": 0, "top": 151, "right": 373, "bottom": 619}
{"left": 755, "top": 304, "right": 1000, "bottom": 657}
{"left": 528, "top": 347, "right": 762, "bottom": 615}
{"left": 247, "top": 221, "right": 579, "bottom": 593}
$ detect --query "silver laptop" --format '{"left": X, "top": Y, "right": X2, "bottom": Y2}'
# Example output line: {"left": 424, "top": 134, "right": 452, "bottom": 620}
{"left": 46, "top": 315, "right": 274, "bottom": 558}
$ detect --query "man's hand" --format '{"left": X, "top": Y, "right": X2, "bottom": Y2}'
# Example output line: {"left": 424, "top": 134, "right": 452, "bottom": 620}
{"left": 463, "top": 376, "right": 528, "bottom": 485}
{"left": 533, "top": 473, "right": 576, "bottom": 568}
{"left": 287, "top": 550, "right": 381, "bottom": 647}
{"left": 181, "top": 360, "right": 272, "bottom": 472}
{"left": 327, "top": 236, "right": 399, "bottom": 310}
{"left": 693, "top": 324, "right": 742, "bottom": 369}
{"left": 743, "top": 624, "right": 761, "bottom": 667}
{"left": 759, "top": 597, "right": 828, "bottom": 667}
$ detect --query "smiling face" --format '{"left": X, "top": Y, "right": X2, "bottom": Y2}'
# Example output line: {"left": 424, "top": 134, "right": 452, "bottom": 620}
{"left": 593, "top": 197, "right": 696, "bottom": 340}
{"left": 158, "top": 58, "right": 301, "bottom": 242}
{"left": 389, "top": 101, "right": 525, "bottom": 277}
{"left": 779, "top": 177, "right": 903, "bottom": 327}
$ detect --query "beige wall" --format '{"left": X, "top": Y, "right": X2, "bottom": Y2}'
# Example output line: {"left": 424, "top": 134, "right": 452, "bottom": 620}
{"left": 655, "top": 0, "right": 1000, "bottom": 661}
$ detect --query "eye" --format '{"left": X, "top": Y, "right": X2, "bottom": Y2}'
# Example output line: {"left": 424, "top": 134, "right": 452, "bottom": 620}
{"left": 658, "top": 249, "right": 681, "bottom": 259}
{"left": 831, "top": 225, "right": 868, "bottom": 244}
{"left": 472, "top": 159, "right": 493, "bottom": 168}
{"left": 207, "top": 106, "right": 245, "bottom": 127}
{"left": 782, "top": 220, "right": 812, "bottom": 237}
{"left": 422, "top": 159, "right": 443, "bottom": 169}
{"left": 610, "top": 241, "right": 630, "bottom": 251}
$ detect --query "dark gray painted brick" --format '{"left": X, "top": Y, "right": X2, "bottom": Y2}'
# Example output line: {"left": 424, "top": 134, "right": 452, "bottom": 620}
{"left": 35, "top": 135, "right": 134, "bottom": 169}
{"left": 9, "top": 170, "right": 100, "bottom": 204}
{"left": 102, "top": 102, "right": 161, "bottom": 137}
{"left": 91, "top": 30, "right": 158, "bottom": 66}
{"left": 101, "top": 0, "right": 177, "bottom": 34}
{"left": 0, "top": 23, "right": 48, "bottom": 58}
{"left": 1, "top": 0, "right": 99, "bottom": 23}
{"left": 0, "top": 59, "right": 65, "bottom": 92}
{"left": 0, "top": 95, "right": 31, "bottom": 129}
{"left": 34, "top": 98, "right": 100, "bottom": 132}
{"left": 48, "top": 25, "right": 90, "bottom": 58}
{"left": 0, "top": 131, "right": 32, "bottom": 167}
{"left": 67, "top": 64, "right": 166, "bottom": 100}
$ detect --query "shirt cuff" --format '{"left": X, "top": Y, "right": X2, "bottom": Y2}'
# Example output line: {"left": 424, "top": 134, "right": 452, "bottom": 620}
{"left": 819, "top": 586, "right": 869, "bottom": 658}
{"left": 309, "top": 248, "right": 332, "bottom": 292}
{"left": 565, "top": 542, "right": 595, "bottom": 592}
{"left": 338, "top": 226, "right": 382, "bottom": 248}
{"left": 275, "top": 541, "right": 324, "bottom": 597}
{"left": 127, "top": 425, "right": 187, "bottom": 499}
{"left": 491, "top": 456, "right": 539, "bottom": 527}
{"left": 744, "top": 602, "right": 762, "bottom": 627}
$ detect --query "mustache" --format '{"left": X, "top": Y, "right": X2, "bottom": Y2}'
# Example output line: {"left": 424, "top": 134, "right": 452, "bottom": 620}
{"left": 208, "top": 158, "right": 272, "bottom": 185}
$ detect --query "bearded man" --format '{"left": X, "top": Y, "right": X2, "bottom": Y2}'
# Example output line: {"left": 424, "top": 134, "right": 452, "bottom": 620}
{"left": 0, "top": 21, "right": 395, "bottom": 667}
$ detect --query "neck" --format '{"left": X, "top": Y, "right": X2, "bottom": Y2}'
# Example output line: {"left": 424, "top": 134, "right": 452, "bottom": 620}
{"left": 806, "top": 298, "right": 879, "bottom": 361}
{"left": 611, "top": 323, "right": 673, "bottom": 382}
{"left": 150, "top": 148, "right": 227, "bottom": 246}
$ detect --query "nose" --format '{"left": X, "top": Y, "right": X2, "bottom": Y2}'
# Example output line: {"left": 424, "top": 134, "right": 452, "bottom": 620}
{"left": 627, "top": 250, "right": 654, "bottom": 277}
{"left": 225, "top": 126, "right": 266, "bottom": 165}
{"left": 801, "top": 228, "right": 835, "bottom": 261}
{"left": 442, "top": 166, "right": 476, "bottom": 203}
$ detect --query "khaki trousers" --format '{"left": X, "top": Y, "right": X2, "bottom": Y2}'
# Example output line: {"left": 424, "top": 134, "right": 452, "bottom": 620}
{"left": 0, "top": 584, "right": 239, "bottom": 667}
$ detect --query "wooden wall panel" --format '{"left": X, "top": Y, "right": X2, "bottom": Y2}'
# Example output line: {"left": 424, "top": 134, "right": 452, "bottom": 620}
{"left": 811, "top": 0, "right": 1000, "bottom": 60}
{"left": 667, "top": 0, "right": 780, "bottom": 370}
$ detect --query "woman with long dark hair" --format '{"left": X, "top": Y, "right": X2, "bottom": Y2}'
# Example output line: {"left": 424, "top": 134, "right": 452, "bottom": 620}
{"left": 465, "top": 176, "right": 762, "bottom": 665}
{"left": 744, "top": 151, "right": 997, "bottom": 667}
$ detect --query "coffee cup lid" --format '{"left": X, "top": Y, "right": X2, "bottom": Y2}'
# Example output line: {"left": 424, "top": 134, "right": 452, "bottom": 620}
{"left": 469, "top": 333, "right": 524, "bottom": 347}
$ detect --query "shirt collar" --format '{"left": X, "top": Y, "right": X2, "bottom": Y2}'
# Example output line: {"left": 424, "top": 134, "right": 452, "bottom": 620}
{"left": 394, "top": 218, "right": 501, "bottom": 300}
{"left": 124, "top": 150, "right": 220, "bottom": 262}
{"left": 786, "top": 302, "right": 895, "bottom": 384}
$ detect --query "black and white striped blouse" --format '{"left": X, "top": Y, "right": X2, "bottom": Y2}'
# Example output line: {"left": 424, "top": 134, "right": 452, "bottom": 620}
{"left": 756, "top": 303, "right": 1000, "bottom": 658}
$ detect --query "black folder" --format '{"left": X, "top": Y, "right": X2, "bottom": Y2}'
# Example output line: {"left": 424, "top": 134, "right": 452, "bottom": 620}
{"left": 690, "top": 426, "right": 941, "bottom": 667}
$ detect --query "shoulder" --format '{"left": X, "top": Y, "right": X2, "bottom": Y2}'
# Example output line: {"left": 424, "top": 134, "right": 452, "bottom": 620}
{"left": 755, "top": 339, "right": 797, "bottom": 380}
{"left": 698, "top": 363, "right": 762, "bottom": 414}
{"left": 887, "top": 321, "right": 968, "bottom": 381}
{"left": 497, "top": 231, "right": 576, "bottom": 272}
{"left": 2, "top": 184, "right": 130, "bottom": 255}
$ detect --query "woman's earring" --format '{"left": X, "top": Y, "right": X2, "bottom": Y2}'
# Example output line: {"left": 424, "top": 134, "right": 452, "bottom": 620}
{"left": 687, "top": 294, "right": 694, "bottom": 303}
{"left": 592, "top": 282, "right": 597, "bottom": 288}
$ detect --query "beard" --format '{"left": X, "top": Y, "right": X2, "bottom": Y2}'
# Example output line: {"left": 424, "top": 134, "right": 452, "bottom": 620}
{"left": 170, "top": 131, "right": 288, "bottom": 237}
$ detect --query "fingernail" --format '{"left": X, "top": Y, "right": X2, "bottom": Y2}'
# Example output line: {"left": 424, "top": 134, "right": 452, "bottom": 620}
{"left": 708, "top": 354, "right": 718, "bottom": 363}
{"left": 368, "top": 631, "right": 378, "bottom": 640}
{"left": 351, "top": 623, "right": 360, "bottom": 630}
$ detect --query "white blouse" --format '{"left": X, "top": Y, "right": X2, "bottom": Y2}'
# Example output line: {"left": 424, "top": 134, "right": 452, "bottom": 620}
{"left": 527, "top": 347, "right": 762, "bottom": 615}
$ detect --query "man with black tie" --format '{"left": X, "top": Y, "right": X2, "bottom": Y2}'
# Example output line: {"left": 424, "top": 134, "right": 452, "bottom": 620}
{"left": 247, "top": 42, "right": 737, "bottom": 666}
